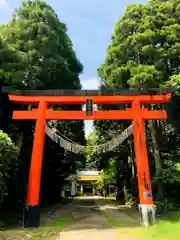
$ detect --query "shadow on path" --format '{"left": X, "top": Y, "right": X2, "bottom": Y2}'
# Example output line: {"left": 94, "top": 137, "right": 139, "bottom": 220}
{"left": 54, "top": 196, "right": 140, "bottom": 231}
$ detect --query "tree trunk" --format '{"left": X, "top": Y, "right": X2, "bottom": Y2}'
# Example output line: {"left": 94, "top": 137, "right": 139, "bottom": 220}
{"left": 115, "top": 158, "right": 125, "bottom": 203}
{"left": 148, "top": 105, "right": 164, "bottom": 200}
{"left": 148, "top": 119, "right": 162, "bottom": 170}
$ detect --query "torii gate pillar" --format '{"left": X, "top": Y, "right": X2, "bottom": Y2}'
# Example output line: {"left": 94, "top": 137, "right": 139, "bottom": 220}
{"left": 24, "top": 100, "right": 47, "bottom": 227}
{"left": 132, "top": 100, "right": 155, "bottom": 227}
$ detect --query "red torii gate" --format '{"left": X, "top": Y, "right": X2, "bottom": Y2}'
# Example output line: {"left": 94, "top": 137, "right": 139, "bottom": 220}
{"left": 6, "top": 88, "right": 172, "bottom": 227}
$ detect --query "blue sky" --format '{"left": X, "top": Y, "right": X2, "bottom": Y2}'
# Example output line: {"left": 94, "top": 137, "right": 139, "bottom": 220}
{"left": 0, "top": 0, "right": 147, "bottom": 136}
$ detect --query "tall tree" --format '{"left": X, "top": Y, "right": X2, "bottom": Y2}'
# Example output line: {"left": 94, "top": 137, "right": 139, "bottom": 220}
{"left": 3, "top": 0, "right": 83, "bottom": 90}
{"left": 96, "top": 0, "right": 180, "bottom": 202}
{"left": 0, "top": 0, "right": 85, "bottom": 214}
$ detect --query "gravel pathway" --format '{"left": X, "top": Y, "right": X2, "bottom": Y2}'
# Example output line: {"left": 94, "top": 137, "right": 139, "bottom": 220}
{"left": 55, "top": 196, "right": 141, "bottom": 240}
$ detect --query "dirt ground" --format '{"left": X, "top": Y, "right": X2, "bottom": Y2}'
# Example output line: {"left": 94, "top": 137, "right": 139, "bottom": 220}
{"left": 56, "top": 196, "right": 140, "bottom": 240}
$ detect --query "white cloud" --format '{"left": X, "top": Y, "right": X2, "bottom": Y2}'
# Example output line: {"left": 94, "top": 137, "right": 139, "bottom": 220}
{"left": 81, "top": 77, "right": 100, "bottom": 90}
{"left": 0, "top": 0, "right": 7, "bottom": 8}
{"left": 80, "top": 77, "right": 100, "bottom": 137}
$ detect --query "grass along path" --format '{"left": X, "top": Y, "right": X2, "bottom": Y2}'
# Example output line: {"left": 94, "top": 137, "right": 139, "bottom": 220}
{"left": 0, "top": 199, "right": 73, "bottom": 240}
{"left": 99, "top": 196, "right": 180, "bottom": 240}
{"left": 106, "top": 217, "right": 180, "bottom": 240}
{"left": 104, "top": 209, "right": 180, "bottom": 240}
{"left": 0, "top": 216, "right": 73, "bottom": 240}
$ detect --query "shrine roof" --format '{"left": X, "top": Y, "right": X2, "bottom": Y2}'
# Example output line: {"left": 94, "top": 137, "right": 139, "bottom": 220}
{"left": 77, "top": 170, "right": 99, "bottom": 176}
{"left": 65, "top": 170, "right": 100, "bottom": 181}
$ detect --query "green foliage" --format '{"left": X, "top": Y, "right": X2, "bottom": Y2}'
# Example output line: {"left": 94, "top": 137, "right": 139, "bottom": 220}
{"left": 85, "top": 129, "right": 99, "bottom": 168}
{"left": 152, "top": 162, "right": 180, "bottom": 212}
{"left": 96, "top": 159, "right": 117, "bottom": 190}
{"left": 0, "top": 130, "right": 18, "bottom": 207}
{"left": 153, "top": 167, "right": 180, "bottom": 185}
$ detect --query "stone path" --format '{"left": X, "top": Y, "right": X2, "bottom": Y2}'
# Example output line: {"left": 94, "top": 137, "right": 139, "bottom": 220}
{"left": 55, "top": 196, "right": 141, "bottom": 240}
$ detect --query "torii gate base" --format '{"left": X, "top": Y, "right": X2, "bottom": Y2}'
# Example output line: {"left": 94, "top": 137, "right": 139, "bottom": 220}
{"left": 6, "top": 88, "right": 172, "bottom": 228}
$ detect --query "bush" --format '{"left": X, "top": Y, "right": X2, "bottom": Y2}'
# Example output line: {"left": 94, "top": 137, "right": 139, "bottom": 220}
{"left": 0, "top": 130, "right": 18, "bottom": 208}
{"left": 153, "top": 166, "right": 180, "bottom": 213}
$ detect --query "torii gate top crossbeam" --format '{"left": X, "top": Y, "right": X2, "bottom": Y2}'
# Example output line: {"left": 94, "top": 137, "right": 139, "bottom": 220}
{"left": 2, "top": 86, "right": 175, "bottom": 96}
{"left": 5, "top": 87, "right": 173, "bottom": 120}
{"left": 8, "top": 94, "right": 171, "bottom": 104}
{"left": 4, "top": 87, "right": 173, "bottom": 104}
